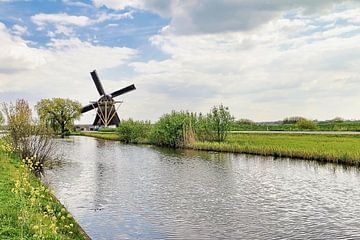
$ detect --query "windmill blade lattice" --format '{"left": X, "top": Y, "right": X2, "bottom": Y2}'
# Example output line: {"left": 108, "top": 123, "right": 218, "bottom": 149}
{"left": 80, "top": 69, "right": 136, "bottom": 127}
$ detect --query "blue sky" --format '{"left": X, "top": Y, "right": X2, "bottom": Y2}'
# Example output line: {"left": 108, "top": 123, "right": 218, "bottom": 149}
{"left": 1, "top": 0, "right": 360, "bottom": 123}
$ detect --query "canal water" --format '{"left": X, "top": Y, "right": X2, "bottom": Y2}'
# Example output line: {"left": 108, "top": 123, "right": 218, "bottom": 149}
{"left": 43, "top": 136, "right": 360, "bottom": 239}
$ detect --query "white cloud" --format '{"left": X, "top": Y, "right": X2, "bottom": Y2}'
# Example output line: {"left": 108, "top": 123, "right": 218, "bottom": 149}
{"left": 31, "top": 11, "right": 133, "bottom": 27}
{"left": 11, "top": 24, "right": 28, "bottom": 36}
{"left": 31, "top": 13, "right": 91, "bottom": 27}
{"left": 92, "top": 0, "right": 348, "bottom": 34}
{"left": 31, "top": 11, "right": 133, "bottom": 37}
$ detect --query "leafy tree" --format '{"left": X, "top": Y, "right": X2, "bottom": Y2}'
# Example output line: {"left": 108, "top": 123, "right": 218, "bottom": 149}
{"left": 296, "top": 118, "right": 317, "bottom": 130}
{"left": 117, "top": 119, "right": 152, "bottom": 143}
{"left": 36, "top": 98, "right": 82, "bottom": 138}
{"left": 206, "top": 104, "right": 234, "bottom": 142}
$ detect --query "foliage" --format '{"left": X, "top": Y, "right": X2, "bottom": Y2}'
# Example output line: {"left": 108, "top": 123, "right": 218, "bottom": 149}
{"left": 36, "top": 98, "right": 82, "bottom": 138}
{"left": 194, "top": 113, "right": 214, "bottom": 142}
{"left": 235, "top": 119, "right": 254, "bottom": 125}
{"left": 331, "top": 117, "right": 344, "bottom": 123}
{"left": 205, "top": 104, "right": 234, "bottom": 142}
{"left": 0, "top": 111, "right": 4, "bottom": 127}
{"left": 0, "top": 145, "right": 87, "bottom": 239}
{"left": 296, "top": 118, "right": 317, "bottom": 130}
{"left": 98, "top": 127, "right": 117, "bottom": 133}
{"left": 283, "top": 116, "right": 305, "bottom": 124}
{"left": 150, "top": 111, "right": 196, "bottom": 148}
{"left": 192, "top": 133, "right": 360, "bottom": 166}
{"left": 2, "top": 99, "right": 57, "bottom": 171}
{"left": 117, "top": 119, "right": 151, "bottom": 144}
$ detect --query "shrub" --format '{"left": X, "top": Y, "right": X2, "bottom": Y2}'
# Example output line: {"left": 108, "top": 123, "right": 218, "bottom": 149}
{"left": 206, "top": 104, "right": 234, "bottom": 142}
{"left": 2, "top": 100, "right": 57, "bottom": 172}
{"left": 117, "top": 119, "right": 151, "bottom": 143}
{"left": 150, "top": 111, "right": 196, "bottom": 148}
{"left": 296, "top": 118, "right": 317, "bottom": 130}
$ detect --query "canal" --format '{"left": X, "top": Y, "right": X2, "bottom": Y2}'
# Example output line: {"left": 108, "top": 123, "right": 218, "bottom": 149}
{"left": 43, "top": 136, "right": 360, "bottom": 239}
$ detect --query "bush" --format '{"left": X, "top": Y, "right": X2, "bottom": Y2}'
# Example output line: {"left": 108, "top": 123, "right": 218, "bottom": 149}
{"left": 117, "top": 119, "right": 151, "bottom": 143}
{"left": 150, "top": 111, "right": 196, "bottom": 148}
{"left": 206, "top": 105, "right": 234, "bottom": 142}
{"left": 296, "top": 118, "right": 317, "bottom": 130}
{"left": 2, "top": 99, "right": 57, "bottom": 173}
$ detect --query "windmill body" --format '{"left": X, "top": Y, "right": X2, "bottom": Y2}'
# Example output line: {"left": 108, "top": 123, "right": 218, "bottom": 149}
{"left": 81, "top": 70, "right": 136, "bottom": 127}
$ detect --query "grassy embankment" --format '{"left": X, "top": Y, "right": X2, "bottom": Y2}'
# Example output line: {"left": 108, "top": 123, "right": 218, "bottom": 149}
{"left": 0, "top": 143, "right": 89, "bottom": 239}
{"left": 72, "top": 131, "right": 119, "bottom": 141}
{"left": 193, "top": 133, "right": 360, "bottom": 166}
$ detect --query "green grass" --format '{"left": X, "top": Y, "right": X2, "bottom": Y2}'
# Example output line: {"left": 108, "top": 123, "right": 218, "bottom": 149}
{"left": 0, "top": 147, "right": 89, "bottom": 239}
{"left": 231, "top": 121, "right": 360, "bottom": 132}
{"left": 192, "top": 133, "right": 360, "bottom": 166}
{"left": 75, "top": 131, "right": 120, "bottom": 141}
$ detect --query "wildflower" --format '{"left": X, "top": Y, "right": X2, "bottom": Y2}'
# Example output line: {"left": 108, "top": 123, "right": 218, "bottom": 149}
{"left": 33, "top": 225, "right": 39, "bottom": 230}
{"left": 61, "top": 216, "right": 66, "bottom": 221}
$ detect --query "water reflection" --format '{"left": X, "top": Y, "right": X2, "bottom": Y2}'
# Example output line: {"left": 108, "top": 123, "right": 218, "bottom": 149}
{"left": 44, "top": 136, "right": 360, "bottom": 240}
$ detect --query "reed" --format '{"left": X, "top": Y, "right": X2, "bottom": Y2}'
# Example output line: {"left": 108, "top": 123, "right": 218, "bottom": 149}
{"left": 191, "top": 133, "right": 360, "bottom": 166}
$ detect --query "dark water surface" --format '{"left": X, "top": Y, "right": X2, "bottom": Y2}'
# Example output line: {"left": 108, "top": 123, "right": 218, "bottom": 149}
{"left": 43, "top": 136, "right": 360, "bottom": 240}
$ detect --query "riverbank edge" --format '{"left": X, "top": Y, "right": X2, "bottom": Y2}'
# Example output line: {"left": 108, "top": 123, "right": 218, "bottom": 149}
{"left": 0, "top": 151, "right": 91, "bottom": 240}
{"left": 190, "top": 141, "right": 360, "bottom": 167}
{"left": 73, "top": 131, "right": 360, "bottom": 167}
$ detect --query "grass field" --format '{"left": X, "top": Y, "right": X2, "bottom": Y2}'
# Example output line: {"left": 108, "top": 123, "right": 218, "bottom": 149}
{"left": 231, "top": 121, "right": 360, "bottom": 131}
{"left": 192, "top": 133, "right": 360, "bottom": 166}
{"left": 0, "top": 145, "right": 88, "bottom": 239}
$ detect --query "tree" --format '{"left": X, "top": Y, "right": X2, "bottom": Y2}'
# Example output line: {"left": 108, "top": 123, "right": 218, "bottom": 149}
{"left": 207, "top": 104, "right": 234, "bottom": 142}
{"left": 36, "top": 98, "right": 82, "bottom": 138}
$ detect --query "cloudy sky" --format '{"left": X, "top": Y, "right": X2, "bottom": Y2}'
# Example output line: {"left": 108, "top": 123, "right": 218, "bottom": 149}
{"left": 1, "top": 0, "right": 360, "bottom": 123}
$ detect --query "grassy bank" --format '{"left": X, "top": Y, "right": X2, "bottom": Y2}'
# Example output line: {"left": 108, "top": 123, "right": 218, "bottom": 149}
{"left": 192, "top": 133, "right": 360, "bottom": 166}
{"left": 72, "top": 131, "right": 360, "bottom": 166}
{"left": 0, "top": 146, "right": 88, "bottom": 239}
{"left": 73, "top": 131, "right": 120, "bottom": 141}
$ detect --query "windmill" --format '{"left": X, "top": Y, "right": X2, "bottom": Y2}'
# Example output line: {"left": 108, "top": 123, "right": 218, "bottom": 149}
{"left": 81, "top": 70, "right": 136, "bottom": 127}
